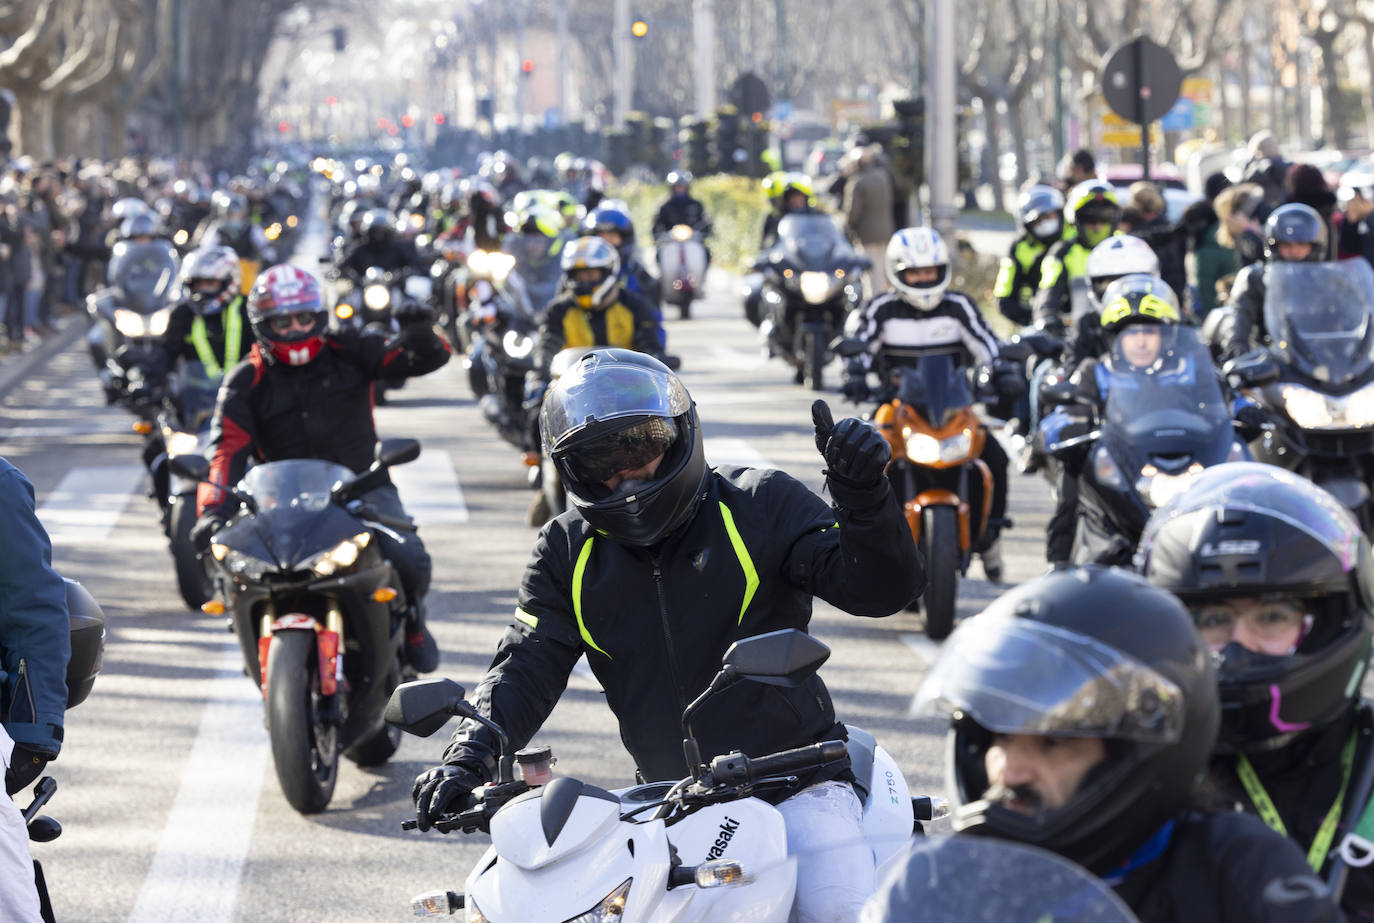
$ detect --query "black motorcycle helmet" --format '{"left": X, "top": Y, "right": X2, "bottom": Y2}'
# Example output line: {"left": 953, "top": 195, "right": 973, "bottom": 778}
{"left": 1017, "top": 184, "right": 1066, "bottom": 244}
{"left": 63, "top": 578, "right": 106, "bottom": 708}
{"left": 1137, "top": 462, "right": 1374, "bottom": 753}
{"left": 916, "top": 566, "right": 1219, "bottom": 876}
{"left": 359, "top": 207, "right": 395, "bottom": 246}
{"left": 1263, "top": 203, "right": 1327, "bottom": 262}
{"left": 541, "top": 349, "right": 708, "bottom": 547}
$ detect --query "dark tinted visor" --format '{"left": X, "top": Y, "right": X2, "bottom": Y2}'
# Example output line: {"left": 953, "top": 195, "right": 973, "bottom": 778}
{"left": 563, "top": 417, "right": 678, "bottom": 485}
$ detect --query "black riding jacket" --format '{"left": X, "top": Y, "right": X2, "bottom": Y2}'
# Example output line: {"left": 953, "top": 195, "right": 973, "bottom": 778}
{"left": 1114, "top": 811, "right": 1346, "bottom": 922}
{"left": 1207, "top": 706, "right": 1374, "bottom": 919}
{"left": 198, "top": 326, "right": 449, "bottom": 516}
{"left": 442, "top": 466, "right": 924, "bottom": 788}
{"left": 652, "top": 196, "right": 712, "bottom": 237}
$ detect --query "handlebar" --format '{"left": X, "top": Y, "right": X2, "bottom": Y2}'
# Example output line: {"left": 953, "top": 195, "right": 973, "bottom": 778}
{"left": 708, "top": 740, "right": 849, "bottom": 786}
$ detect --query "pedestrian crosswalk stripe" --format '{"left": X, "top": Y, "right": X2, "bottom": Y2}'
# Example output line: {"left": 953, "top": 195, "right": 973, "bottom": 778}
{"left": 37, "top": 465, "right": 145, "bottom": 544}
{"left": 390, "top": 450, "right": 470, "bottom": 525}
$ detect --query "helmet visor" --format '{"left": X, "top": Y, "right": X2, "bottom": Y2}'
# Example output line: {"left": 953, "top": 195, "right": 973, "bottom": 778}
{"left": 542, "top": 358, "right": 691, "bottom": 453}
{"left": 915, "top": 616, "right": 1186, "bottom": 744}
{"left": 561, "top": 417, "right": 678, "bottom": 486}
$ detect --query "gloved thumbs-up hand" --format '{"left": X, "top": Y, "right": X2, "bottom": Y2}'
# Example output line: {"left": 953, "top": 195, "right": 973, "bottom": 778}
{"left": 812, "top": 399, "right": 891, "bottom": 510}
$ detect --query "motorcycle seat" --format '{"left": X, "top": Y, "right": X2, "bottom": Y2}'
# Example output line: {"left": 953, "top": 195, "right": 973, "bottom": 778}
{"left": 844, "top": 724, "right": 876, "bottom": 808}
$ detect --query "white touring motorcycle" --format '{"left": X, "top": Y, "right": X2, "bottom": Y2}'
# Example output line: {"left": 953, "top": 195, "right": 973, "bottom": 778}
{"left": 386, "top": 629, "right": 937, "bottom": 921}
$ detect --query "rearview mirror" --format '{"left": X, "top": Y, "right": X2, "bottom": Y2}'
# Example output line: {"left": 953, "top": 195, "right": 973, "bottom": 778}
{"left": 384, "top": 678, "right": 468, "bottom": 737}
{"left": 830, "top": 336, "right": 867, "bottom": 359}
{"left": 722, "top": 629, "right": 830, "bottom": 688}
{"left": 167, "top": 454, "right": 210, "bottom": 482}
{"left": 377, "top": 437, "right": 421, "bottom": 468}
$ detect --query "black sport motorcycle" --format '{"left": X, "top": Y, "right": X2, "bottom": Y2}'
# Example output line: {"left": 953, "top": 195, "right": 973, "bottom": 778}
{"left": 170, "top": 440, "right": 422, "bottom": 814}
{"left": 86, "top": 240, "right": 181, "bottom": 415}
{"left": 144, "top": 360, "right": 220, "bottom": 609}
{"left": 1050, "top": 326, "right": 1245, "bottom": 565}
{"left": 755, "top": 214, "right": 867, "bottom": 390}
{"left": 1232, "top": 259, "right": 1374, "bottom": 530}
{"left": 462, "top": 250, "right": 540, "bottom": 450}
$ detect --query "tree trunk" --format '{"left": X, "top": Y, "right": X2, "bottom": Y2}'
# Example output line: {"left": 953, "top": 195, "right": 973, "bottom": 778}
{"left": 108, "top": 103, "right": 129, "bottom": 158}
{"left": 1008, "top": 100, "right": 1029, "bottom": 192}
{"left": 1315, "top": 33, "right": 1343, "bottom": 146}
{"left": 980, "top": 93, "right": 1004, "bottom": 211}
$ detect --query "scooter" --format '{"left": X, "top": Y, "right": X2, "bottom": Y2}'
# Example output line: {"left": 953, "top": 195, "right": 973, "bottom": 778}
{"left": 387, "top": 629, "right": 932, "bottom": 921}
{"left": 656, "top": 224, "right": 709, "bottom": 319}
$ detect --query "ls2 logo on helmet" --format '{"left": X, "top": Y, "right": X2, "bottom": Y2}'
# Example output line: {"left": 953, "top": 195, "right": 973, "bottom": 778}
{"left": 1199, "top": 540, "right": 1262, "bottom": 557}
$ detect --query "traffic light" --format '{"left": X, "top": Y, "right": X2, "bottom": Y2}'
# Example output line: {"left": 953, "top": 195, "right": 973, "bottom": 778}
{"left": 331, "top": 27, "right": 346, "bottom": 52}
{"left": 521, "top": 59, "right": 534, "bottom": 76}
{"left": 631, "top": 20, "right": 648, "bottom": 38}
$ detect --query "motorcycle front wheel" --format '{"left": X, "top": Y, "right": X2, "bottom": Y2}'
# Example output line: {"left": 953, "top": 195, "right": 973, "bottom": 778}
{"left": 169, "top": 495, "right": 214, "bottom": 610}
{"left": 266, "top": 631, "right": 339, "bottom": 814}
{"left": 803, "top": 331, "right": 826, "bottom": 391}
{"left": 920, "top": 506, "right": 959, "bottom": 640}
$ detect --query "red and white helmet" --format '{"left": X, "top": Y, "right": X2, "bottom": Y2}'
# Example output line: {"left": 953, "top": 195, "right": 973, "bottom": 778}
{"left": 246, "top": 264, "right": 327, "bottom": 366}
{"left": 179, "top": 245, "right": 242, "bottom": 317}
{"left": 886, "top": 227, "right": 950, "bottom": 310}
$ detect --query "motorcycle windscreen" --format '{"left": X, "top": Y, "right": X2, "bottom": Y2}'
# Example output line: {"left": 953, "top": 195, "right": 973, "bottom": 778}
{"left": 171, "top": 360, "right": 220, "bottom": 431}
{"left": 1100, "top": 325, "right": 1233, "bottom": 466}
{"left": 108, "top": 241, "right": 181, "bottom": 313}
{"left": 867, "top": 836, "right": 1139, "bottom": 922}
{"left": 235, "top": 459, "right": 366, "bottom": 568}
{"left": 775, "top": 213, "right": 849, "bottom": 268}
{"left": 1264, "top": 259, "right": 1374, "bottom": 386}
{"left": 889, "top": 351, "right": 974, "bottom": 428}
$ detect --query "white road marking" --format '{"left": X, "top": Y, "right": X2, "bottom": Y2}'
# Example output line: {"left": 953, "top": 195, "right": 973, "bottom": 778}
{"left": 37, "top": 465, "right": 145, "bottom": 544}
{"left": 705, "top": 344, "right": 767, "bottom": 368}
{"left": 126, "top": 648, "right": 268, "bottom": 923}
{"left": 704, "top": 438, "right": 777, "bottom": 470}
{"left": 390, "top": 450, "right": 470, "bottom": 524}
{"left": 570, "top": 654, "right": 602, "bottom": 690}
{"left": 3, "top": 419, "right": 136, "bottom": 439}
{"left": 901, "top": 634, "right": 943, "bottom": 717}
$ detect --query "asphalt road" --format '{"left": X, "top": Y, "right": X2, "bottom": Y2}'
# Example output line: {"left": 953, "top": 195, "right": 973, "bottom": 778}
{"left": 0, "top": 225, "right": 1052, "bottom": 922}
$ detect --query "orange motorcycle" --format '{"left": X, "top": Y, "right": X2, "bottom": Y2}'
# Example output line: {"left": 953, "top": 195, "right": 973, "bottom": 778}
{"left": 871, "top": 347, "right": 997, "bottom": 640}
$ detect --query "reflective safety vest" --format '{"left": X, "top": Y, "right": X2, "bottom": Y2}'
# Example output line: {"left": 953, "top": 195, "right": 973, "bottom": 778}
{"left": 993, "top": 236, "right": 1049, "bottom": 303}
{"left": 187, "top": 298, "right": 245, "bottom": 379}
{"left": 1038, "top": 240, "right": 1092, "bottom": 290}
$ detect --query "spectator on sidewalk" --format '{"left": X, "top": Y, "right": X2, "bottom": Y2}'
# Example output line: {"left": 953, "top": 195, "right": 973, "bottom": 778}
{"left": 843, "top": 145, "right": 897, "bottom": 297}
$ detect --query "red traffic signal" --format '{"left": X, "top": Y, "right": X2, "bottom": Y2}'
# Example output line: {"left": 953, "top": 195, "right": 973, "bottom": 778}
{"left": 401, "top": 114, "right": 415, "bottom": 128}
{"left": 433, "top": 113, "right": 446, "bottom": 125}
{"left": 521, "top": 59, "right": 534, "bottom": 75}
{"left": 276, "top": 120, "right": 290, "bottom": 133}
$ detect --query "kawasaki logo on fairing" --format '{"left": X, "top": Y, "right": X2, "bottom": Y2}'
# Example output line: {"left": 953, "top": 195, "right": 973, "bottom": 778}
{"left": 706, "top": 816, "right": 741, "bottom": 860}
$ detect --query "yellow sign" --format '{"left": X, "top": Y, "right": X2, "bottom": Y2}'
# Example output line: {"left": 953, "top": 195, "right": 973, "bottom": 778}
{"left": 1182, "top": 78, "right": 1213, "bottom": 103}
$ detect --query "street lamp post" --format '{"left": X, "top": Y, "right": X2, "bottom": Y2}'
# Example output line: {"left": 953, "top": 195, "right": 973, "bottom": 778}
{"left": 929, "top": 0, "right": 957, "bottom": 257}
{"left": 614, "top": 0, "right": 631, "bottom": 128}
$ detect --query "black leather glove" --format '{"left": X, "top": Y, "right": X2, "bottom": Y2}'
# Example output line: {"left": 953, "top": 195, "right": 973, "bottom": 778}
{"left": 5, "top": 743, "right": 49, "bottom": 796}
{"left": 412, "top": 764, "right": 484, "bottom": 832}
{"left": 813, "top": 399, "right": 891, "bottom": 510}
{"left": 189, "top": 513, "right": 226, "bottom": 553}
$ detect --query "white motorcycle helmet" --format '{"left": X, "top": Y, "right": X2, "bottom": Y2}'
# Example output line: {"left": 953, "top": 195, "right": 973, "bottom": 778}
{"left": 1085, "top": 235, "right": 1160, "bottom": 308}
{"left": 886, "top": 227, "right": 950, "bottom": 310}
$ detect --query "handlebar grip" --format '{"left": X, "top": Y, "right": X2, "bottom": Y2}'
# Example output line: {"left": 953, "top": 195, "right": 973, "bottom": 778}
{"left": 712, "top": 740, "right": 849, "bottom": 785}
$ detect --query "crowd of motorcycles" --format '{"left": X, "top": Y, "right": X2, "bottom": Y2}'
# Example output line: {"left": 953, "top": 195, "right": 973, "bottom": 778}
{"left": 50, "top": 147, "right": 1374, "bottom": 922}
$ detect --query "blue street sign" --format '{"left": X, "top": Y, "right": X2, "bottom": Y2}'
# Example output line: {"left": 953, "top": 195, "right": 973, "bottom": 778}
{"left": 1159, "top": 97, "right": 1193, "bottom": 132}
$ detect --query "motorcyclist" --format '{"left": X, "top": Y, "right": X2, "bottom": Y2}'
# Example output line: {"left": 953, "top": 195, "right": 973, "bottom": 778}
{"left": 1039, "top": 275, "right": 1183, "bottom": 567}
{"left": 762, "top": 172, "right": 818, "bottom": 251}
{"left": 846, "top": 226, "right": 1011, "bottom": 581}
{"left": 504, "top": 203, "right": 568, "bottom": 315}
{"left": 585, "top": 202, "right": 674, "bottom": 362}
{"left": 1033, "top": 180, "right": 1124, "bottom": 335}
{"left": 887, "top": 565, "right": 1344, "bottom": 922}
{"left": 339, "top": 208, "right": 423, "bottom": 280}
{"left": 149, "top": 245, "right": 249, "bottom": 387}
{"left": 993, "top": 184, "right": 1065, "bottom": 326}
{"left": 196, "top": 190, "right": 276, "bottom": 265}
{"left": 1217, "top": 203, "right": 1328, "bottom": 362}
{"left": 1066, "top": 234, "right": 1163, "bottom": 368}
{"left": 1138, "top": 463, "right": 1374, "bottom": 916}
{"left": 411, "top": 348, "right": 924, "bottom": 922}
{"left": 651, "top": 170, "right": 712, "bottom": 245}
{"left": 190, "top": 264, "right": 451, "bottom": 672}
{"left": 464, "top": 179, "right": 506, "bottom": 251}
{"left": 0, "top": 456, "right": 70, "bottom": 920}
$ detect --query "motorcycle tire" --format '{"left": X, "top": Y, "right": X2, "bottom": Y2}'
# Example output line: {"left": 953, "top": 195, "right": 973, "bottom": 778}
{"left": 804, "top": 331, "right": 826, "bottom": 391}
{"left": 678, "top": 294, "right": 692, "bottom": 320}
{"left": 920, "top": 506, "right": 959, "bottom": 641}
{"left": 345, "top": 721, "right": 402, "bottom": 767}
{"left": 169, "top": 495, "right": 214, "bottom": 610}
{"left": 266, "top": 631, "right": 339, "bottom": 814}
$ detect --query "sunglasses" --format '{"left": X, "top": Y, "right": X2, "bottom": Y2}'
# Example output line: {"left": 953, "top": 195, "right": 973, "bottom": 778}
{"left": 267, "top": 310, "right": 318, "bottom": 333}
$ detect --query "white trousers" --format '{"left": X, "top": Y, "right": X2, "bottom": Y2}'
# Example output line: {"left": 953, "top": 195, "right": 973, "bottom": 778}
{"left": 0, "top": 725, "right": 42, "bottom": 922}
{"left": 864, "top": 243, "right": 890, "bottom": 297}
{"left": 778, "top": 780, "right": 875, "bottom": 923}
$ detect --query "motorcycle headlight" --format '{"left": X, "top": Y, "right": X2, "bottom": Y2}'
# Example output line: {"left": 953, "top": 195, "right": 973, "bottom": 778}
{"left": 165, "top": 431, "right": 201, "bottom": 457}
{"left": 563, "top": 878, "right": 631, "bottom": 923}
{"left": 265, "top": 223, "right": 282, "bottom": 241}
{"left": 1280, "top": 382, "right": 1374, "bottom": 429}
{"left": 799, "top": 271, "right": 834, "bottom": 305}
{"left": 467, "top": 250, "right": 490, "bottom": 274}
{"left": 363, "top": 284, "right": 391, "bottom": 311}
{"left": 1091, "top": 445, "right": 1128, "bottom": 491}
{"left": 671, "top": 224, "right": 693, "bottom": 241}
{"left": 335, "top": 302, "right": 355, "bottom": 320}
{"left": 304, "top": 532, "right": 372, "bottom": 577}
{"left": 1136, "top": 463, "right": 1205, "bottom": 508}
{"left": 113, "top": 309, "right": 148, "bottom": 337}
{"left": 217, "top": 547, "right": 273, "bottom": 581}
{"left": 489, "top": 253, "right": 516, "bottom": 284}
{"left": 148, "top": 308, "right": 172, "bottom": 337}
{"left": 503, "top": 329, "right": 535, "bottom": 358}
{"left": 937, "top": 430, "right": 974, "bottom": 463}
{"left": 906, "top": 432, "right": 940, "bottom": 464}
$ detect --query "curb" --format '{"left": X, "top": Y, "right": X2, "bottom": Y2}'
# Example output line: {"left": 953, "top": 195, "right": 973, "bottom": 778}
{"left": 0, "top": 314, "right": 86, "bottom": 401}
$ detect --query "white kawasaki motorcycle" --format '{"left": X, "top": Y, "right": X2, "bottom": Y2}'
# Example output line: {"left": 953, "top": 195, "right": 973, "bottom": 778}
{"left": 386, "top": 629, "right": 936, "bottom": 921}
